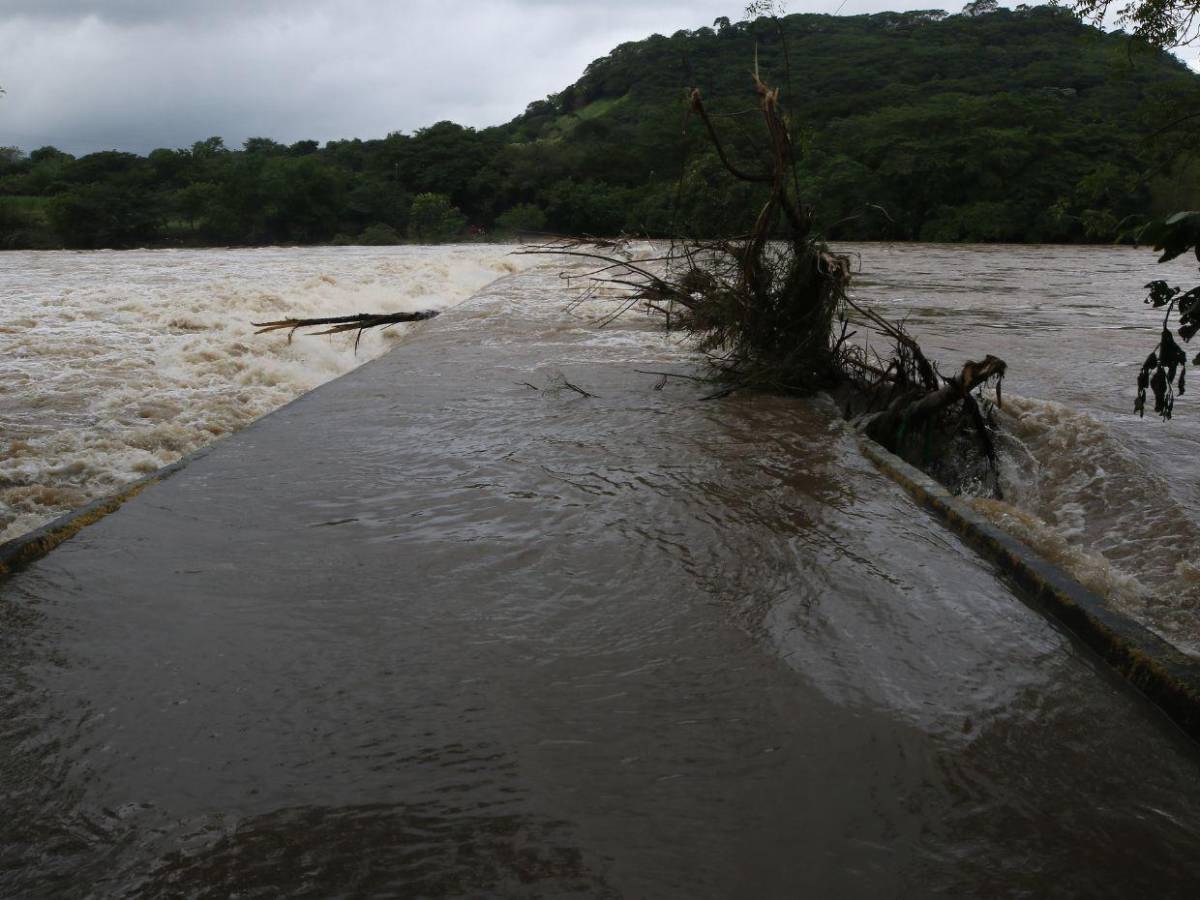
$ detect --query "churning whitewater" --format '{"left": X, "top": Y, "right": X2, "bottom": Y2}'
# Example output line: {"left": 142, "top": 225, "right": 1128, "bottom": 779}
{"left": 0, "top": 245, "right": 527, "bottom": 541}
{"left": 848, "top": 242, "right": 1200, "bottom": 655}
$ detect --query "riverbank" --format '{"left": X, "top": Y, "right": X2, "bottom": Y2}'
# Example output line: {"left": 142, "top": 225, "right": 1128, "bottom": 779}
{"left": 3, "top": 263, "right": 1200, "bottom": 896}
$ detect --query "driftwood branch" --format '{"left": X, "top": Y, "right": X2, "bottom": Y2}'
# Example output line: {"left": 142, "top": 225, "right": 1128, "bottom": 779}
{"left": 252, "top": 310, "right": 440, "bottom": 350}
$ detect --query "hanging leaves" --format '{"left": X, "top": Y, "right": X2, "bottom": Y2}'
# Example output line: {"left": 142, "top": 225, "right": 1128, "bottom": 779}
{"left": 1178, "top": 287, "right": 1200, "bottom": 341}
{"left": 1135, "top": 330, "right": 1187, "bottom": 420}
{"left": 1137, "top": 211, "right": 1200, "bottom": 263}
{"left": 1136, "top": 350, "right": 1155, "bottom": 417}
{"left": 1144, "top": 279, "right": 1179, "bottom": 307}
{"left": 1162, "top": 328, "right": 1187, "bottom": 383}
{"left": 1133, "top": 220, "right": 1200, "bottom": 419}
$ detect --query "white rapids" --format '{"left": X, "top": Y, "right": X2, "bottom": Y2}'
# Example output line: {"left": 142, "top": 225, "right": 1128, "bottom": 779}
{"left": 0, "top": 245, "right": 529, "bottom": 541}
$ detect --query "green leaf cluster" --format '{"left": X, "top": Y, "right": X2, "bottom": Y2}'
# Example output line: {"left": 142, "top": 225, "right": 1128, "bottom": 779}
{"left": 407, "top": 192, "right": 467, "bottom": 242}
{"left": 1133, "top": 212, "right": 1200, "bottom": 417}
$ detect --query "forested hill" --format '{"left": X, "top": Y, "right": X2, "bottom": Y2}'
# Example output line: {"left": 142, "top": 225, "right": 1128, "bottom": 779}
{"left": 2, "top": 4, "right": 1199, "bottom": 249}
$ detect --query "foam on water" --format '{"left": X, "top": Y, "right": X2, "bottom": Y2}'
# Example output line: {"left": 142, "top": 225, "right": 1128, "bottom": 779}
{"left": 964, "top": 393, "right": 1200, "bottom": 654}
{"left": 0, "top": 245, "right": 528, "bottom": 541}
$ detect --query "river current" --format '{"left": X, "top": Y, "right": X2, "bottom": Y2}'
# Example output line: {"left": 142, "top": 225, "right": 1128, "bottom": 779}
{"left": 3, "top": 242, "right": 1199, "bottom": 651}
{"left": 2, "top": 244, "right": 1200, "bottom": 895}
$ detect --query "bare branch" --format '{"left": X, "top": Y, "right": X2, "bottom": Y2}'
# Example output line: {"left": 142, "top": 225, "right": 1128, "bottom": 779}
{"left": 252, "top": 310, "right": 441, "bottom": 351}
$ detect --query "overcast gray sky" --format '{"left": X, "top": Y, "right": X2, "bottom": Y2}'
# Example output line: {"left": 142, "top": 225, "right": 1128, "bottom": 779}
{"left": 0, "top": 1, "right": 1057, "bottom": 155}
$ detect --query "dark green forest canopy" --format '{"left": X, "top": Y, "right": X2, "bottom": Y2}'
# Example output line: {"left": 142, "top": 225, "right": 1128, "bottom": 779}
{"left": 2, "top": 4, "right": 1199, "bottom": 249}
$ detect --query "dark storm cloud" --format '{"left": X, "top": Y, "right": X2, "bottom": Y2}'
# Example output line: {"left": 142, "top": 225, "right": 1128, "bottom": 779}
{"left": 1, "top": 0, "right": 311, "bottom": 23}
{"left": 4, "top": 0, "right": 717, "bottom": 21}
{"left": 0, "top": 1, "right": 1026, "bottom": 155}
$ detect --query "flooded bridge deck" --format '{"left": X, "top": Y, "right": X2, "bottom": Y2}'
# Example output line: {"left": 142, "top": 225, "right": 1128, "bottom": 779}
{"left": 3, "top": 268, "right": 1199, "bottom": 897}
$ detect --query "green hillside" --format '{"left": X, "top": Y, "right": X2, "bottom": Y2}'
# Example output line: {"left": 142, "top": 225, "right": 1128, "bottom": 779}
{"left": 498, "top": 5, "right": 1200, "bottom": 241}
{"left": 2, "top": 4, "right": 1198, "bottom": 248}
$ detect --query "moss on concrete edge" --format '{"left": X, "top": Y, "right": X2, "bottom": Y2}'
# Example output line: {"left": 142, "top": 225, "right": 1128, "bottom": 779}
{"left": 0, "top": 451, "right": 206, "bottom": 578}
{"left": 860, "top": 437, "right": 1200, "bottom": 743}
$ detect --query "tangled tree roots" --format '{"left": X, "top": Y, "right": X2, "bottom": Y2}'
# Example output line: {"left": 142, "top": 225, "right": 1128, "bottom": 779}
{"left": 524, "top": 69, "right": 1009, "bottom": 496}
{"left": 524, "top": 233, "right": 1007, "bottom": 494}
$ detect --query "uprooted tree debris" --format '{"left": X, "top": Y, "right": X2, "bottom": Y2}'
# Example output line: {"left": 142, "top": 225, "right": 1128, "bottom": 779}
{"left": 517, "top": 70, "right": 1009, "bottom": 496}
{"left": 253, "top": 67, "right": 1008, "bottom": 497}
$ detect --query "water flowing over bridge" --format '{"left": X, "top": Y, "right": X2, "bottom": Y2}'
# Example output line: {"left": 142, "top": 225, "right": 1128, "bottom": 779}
{"left": 3, "top": 263, "right": 1199, "bottom": 897}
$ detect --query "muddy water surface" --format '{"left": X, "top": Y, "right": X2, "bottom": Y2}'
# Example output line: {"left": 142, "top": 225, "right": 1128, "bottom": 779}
{"left": 1, "top": 254, "right": 1199, "bottom": 896}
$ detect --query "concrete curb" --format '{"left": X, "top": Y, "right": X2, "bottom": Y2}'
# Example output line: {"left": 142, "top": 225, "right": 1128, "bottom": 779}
{"left": 0, "top": 449, "right": 210, "bottom": 578}
{"left": 861, "top": 438, "right": 1200, "bottom": 742}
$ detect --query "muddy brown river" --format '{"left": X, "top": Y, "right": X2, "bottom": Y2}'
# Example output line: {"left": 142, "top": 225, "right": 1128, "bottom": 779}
{"left": 2, "top": 246, "right": 1200, "bottom": 896}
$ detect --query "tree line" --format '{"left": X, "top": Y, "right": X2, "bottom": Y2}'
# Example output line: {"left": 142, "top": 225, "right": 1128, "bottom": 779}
{"left": 1, "top": 3, "right": 1198, "bottom": 250}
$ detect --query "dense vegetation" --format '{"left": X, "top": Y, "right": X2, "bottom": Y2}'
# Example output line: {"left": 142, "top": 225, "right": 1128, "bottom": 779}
{"left": 2, "top": 3, "right": 1198, "bottom": 250}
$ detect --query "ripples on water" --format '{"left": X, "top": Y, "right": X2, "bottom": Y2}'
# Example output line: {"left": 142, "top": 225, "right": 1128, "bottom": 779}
{"left": 0, "top": 246, "right": 526, "bottom": 541}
